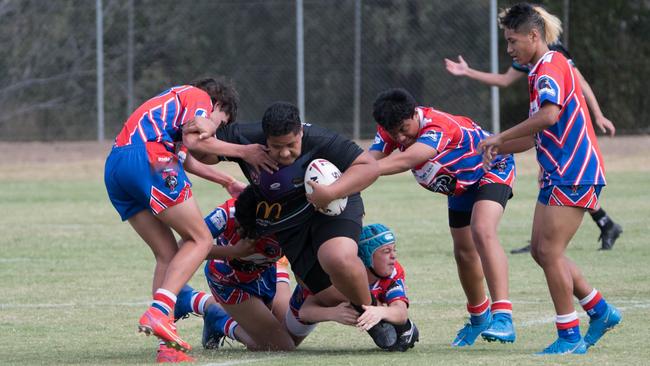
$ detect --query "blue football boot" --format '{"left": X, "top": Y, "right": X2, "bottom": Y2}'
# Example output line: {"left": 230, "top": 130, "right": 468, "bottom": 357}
{"left": 202, "top": 304, "right": 227, "bottom": 349}
{"left": 173, "top": 285, "right": 195, "bottom": 322}
{"left": 536, "top": 337, "right": 588, "bottom": 355}
{"left": 481, "top": 313, "right": 516, "bottom": 343}
{"left": 584, "top": 304, "right": 622, "bottom": 348}
{"left": 451, "top": 318, "right": 491, "bottom": 347}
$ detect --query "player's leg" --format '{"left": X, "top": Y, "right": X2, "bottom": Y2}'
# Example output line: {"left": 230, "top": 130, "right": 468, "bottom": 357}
{"left": 449, "top": 224, "right": 491, "bottom": 347}
{"left": 530, "top": 202, "right": 588, "bottom": 354}
{"left": 222, "top": 298, "right": 296, "bottom": 351}
{"left": 271, "top": 257, "right": 292, "bottom": 324}
{"left": 471, "top": 184, "right": 515, "bottom": 343}
{"left": 448, "top": 189, "right": 491, "bottom": 347}
{"left": 317, "top": 235, "right": 371, "bottom": 306}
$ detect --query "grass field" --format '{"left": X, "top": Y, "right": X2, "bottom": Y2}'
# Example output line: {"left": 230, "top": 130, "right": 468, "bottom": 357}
{"left": 1, "top": 138, "right": 649, "bottom": 365}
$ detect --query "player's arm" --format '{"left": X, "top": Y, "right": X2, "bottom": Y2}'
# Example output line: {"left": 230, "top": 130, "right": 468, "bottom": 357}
{"left": 205, "top": 237, "right": 257, "bottom": 260}
{"left": 183, "top": 153, "right": 247, "bottom": 197}
{"left": 368, "top": 149, "right": 388, "bottom": 160}
{"left": 377, "top": 142, "right": 437, "bottom": 176}
{"left": 574, "top": 68, "right": 616, "bottom": 136}
{"left": 306, "top": 151, "right": 379, "bottom": 209}
{"left": 183, "top": 128, "right": 278, "bottom": 173}
{"left": 479, "top": 102, "right": 560, "bottom": 167}
{"left": 357, "top": 300, "right": 408, "bottom": 331}
{"left": 298, "top": 298, "right": 358, "bottom": 326}
{"left": 445, "top": 55, "right": 524, "bottom": 88}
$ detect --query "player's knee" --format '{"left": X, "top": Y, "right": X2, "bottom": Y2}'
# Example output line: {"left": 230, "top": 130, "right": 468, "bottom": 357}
{"left": 453, "top": 245, "right": 479, "bottom": 266}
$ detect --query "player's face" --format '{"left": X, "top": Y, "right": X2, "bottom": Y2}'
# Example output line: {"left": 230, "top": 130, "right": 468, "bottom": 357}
{"left": 389, "top": 114, "right": 420, "bottom": 147}
{"left": 266, "top": 129, "right": 303, "bottom": 166}
{"left": 371, "top": 243, "right": 396, "bottom": 278}
{"left": 210, "top": 104, "right": 230, "bottom": 128}
{"left": 504, "top": 28, "right": 536, "bottom": 65}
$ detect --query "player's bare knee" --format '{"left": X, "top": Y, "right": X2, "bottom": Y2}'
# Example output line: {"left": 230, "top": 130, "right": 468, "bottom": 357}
{"left": 453, "top": 246, "right": 479, "bottom": 266}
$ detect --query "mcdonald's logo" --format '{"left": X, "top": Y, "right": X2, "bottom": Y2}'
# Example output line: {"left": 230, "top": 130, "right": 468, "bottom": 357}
{"left": 256, "top": 201, "right": 282, "bottom": 220}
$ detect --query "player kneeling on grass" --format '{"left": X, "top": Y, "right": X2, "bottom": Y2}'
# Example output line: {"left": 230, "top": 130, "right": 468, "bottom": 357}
{"left": 293, "top": 224, "right": 419, "bottom": 352}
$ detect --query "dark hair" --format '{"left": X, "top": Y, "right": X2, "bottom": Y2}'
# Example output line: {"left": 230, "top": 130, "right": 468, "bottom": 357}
{"left": 261, "top": 102, "right": 302, "bottom": 137}
{"left": 234, "top": 185, "right": 260, "bottom": 239}
{"left": 190, "top": 77, "right": 239, "bottom": 123}
{"left": 499, "top": 3, "right": 546, "bottom": 41}
{"left": 372, "top": 88, "right": 417, "bottom": 132}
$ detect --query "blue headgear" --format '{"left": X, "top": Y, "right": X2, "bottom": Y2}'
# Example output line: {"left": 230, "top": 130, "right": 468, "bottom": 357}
{"left": 358, "top": 223, "right": 396, "bottom": 269}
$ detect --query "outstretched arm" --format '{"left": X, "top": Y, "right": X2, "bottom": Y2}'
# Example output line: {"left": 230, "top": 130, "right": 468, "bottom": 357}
{"left": 575, "top": 68, "right": 616, "bottom": 136}
{"left": 445, "top": 55, "right": 524, "bottom": 88}
{"left": 377, "top": 142, "right": 437, "bottom": 176}
{"left": 183, "top": 154, "right": 247, "bottom": 197}
{"left": 298, "top": 298, "right": 359, "bottom": 326}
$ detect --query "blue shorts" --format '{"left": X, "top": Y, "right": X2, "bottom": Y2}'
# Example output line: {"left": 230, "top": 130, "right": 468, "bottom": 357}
{"left": 538, "top": 184, "right": 602, "bottom": 209}
{"left": 104, "top": 143, "right": 192, "bottom": 221}
{"left": 204, "top": 261, "right": 277, "bottom": 305}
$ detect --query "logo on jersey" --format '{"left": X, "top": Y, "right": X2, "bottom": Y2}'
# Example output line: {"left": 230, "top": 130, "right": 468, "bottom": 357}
{"left": 421, "top": 130, "right": 440, "bottom": 144}
{"left": 270, "top": 182, "right": 281, "bottom": 191}
{"left": 162, "top": 168, "right": 178, "bottom": 191}
{"left": 428, "top": 174, "right": 456, "bottom": 195}
{"left": 256, "top": 201, "right": 282, "bottom": 220}
{"left": 209, "top": 207, "right": 228, "bottom": 231}
{"left": 537, "top": 76, "right": 557, "bottom": 98}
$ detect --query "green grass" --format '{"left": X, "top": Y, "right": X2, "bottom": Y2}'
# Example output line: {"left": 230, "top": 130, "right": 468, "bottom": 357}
{"left": 1, "top": 163, "right": 649, "bottom": 365}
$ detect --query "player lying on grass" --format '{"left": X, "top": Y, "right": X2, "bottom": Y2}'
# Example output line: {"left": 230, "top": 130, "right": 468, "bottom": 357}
{"left": 292, "top": 224, "right": 419, "bottom": 352}
{"left": 369, "top": 88, "right": 516, "bottom": 347}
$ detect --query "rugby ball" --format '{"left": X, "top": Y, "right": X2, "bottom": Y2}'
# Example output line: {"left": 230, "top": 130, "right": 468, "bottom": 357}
{"left": 304, "top": 159, "right": 348, "bottom": 216}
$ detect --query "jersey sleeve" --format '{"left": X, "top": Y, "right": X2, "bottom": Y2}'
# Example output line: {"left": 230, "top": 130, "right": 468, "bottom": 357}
{"left": 313, "top": 126, "right": 364, "bottom": 172}
{"left": 178, "top": 87, "right": 213, "bottom": 126}
{"left": 203, "top": 199, "right": 237, "bottom": 239}
{"left": 416, "top": 123, "right": 452, "bottom": 153}
{"left": 535, "top": 59, "right": 566, "bottom": 108}
{"left": 369, "top": 127, "right": 398, "bottom": 155}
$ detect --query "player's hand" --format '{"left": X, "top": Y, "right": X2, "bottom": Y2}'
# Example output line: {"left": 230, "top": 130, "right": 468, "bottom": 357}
{"left": 243, "top": 144, "right": 278, "bottom": 174}
{"left": 332, "top": 303, "right": 359, "bottom": 326}
{"left": 594, "top": 115, "right": 616, "bottom": 137}
{"left": 444, "top": 55, "right": 469, "bottom": 77}
{"left": 305, "top": 180, "right": 336, "bottom": 211}
{"left": 183, "top": 116, "right": 219, "bottom": 140}
{"left": 477, "top": 134, "right": 503, "bottom": 172}
{"left": 225, "top": 180, "right": 247, "bottom": 198}
{"left": 228, "top": 237, "right": 257, "bottom": 258}
{"left": 356, "top": 305, "right": 385, "bottom": 331}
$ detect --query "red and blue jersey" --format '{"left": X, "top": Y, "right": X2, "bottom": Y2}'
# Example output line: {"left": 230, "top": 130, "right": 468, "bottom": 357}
{"left": 370, "top": 107, "right": 511, "bottom": 196}
{"left": 528, "top": 51, "right": 606, "bottom": 188}
{"left": 204, "top": 198, "right": 284, "bottom": 284}
{"left": 114, "top": 85, "right": 212, "bottom": 152}
{"left": 369, "top": 261, "right": 408, "bottom": 306}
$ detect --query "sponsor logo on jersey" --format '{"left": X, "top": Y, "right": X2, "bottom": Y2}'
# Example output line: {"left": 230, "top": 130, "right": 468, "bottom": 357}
{"left": 256, "top": 201, "right": 282, "bottom": 220}
{"left": 421, "top": 130, "right": 440, "bottom": 143}
{"left": 270, "top": 182, "right": 281, "bottom": 190}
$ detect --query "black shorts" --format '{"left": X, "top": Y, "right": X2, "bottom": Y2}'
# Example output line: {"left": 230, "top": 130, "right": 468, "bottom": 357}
{"left": 448, "top": 183, "right": 512, "bottom": 228}
{"left": 276, "top": 193, "right": 364, "bottom": 293}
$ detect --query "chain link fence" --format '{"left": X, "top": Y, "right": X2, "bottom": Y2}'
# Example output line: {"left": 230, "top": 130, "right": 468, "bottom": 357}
{"left": 0, "top": 0, "right": 647, "bottom": 141}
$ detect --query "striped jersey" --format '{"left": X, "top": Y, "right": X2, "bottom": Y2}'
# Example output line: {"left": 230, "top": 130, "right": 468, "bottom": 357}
{"left": 528, "top": 51, "right": 606, "bottom": 188}
{"left": 204, "top": 198, "right": 284, "bottom": 284}
{"left": 114, "top": 85, "right": 212, "bottom": 151}
{"left": 370, "top": 107, "right": 499, "bottom": 196}
{"left": 370, "top": 261, "right": 408, "bottom": 306}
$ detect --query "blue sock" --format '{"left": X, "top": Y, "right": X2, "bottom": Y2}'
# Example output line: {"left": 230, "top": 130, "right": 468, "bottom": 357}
{"left": 174, "top": 285, "right": 195, "bottom": 321}
{"left": 470, "top": 308, "right": 491, "bottom": 326}
{"left": 558, "top": 325, "right": 581, "bottom": 342}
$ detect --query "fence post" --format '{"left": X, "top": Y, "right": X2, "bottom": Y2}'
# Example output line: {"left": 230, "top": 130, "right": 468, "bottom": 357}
{"left": 296, "top": 0, "right": 305, "bottom": 122}
{"left": 489, "top": 0, "right": 500, "bottom": 133}
{"left": 96, "top": 0, "right": 105, "bottom": 141}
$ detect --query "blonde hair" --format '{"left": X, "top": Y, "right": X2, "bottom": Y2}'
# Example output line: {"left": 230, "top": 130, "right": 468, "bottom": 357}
{"left": 498, "top": 4, "right": 563, "bottom": 44}
{"left": 532, "top": 6, "right": 562, "bottom": 44}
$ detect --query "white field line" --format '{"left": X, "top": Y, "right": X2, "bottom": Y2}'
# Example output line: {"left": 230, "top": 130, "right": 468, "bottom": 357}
{"left": 201, "top": 356, "right": 287, "bottom": 366}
